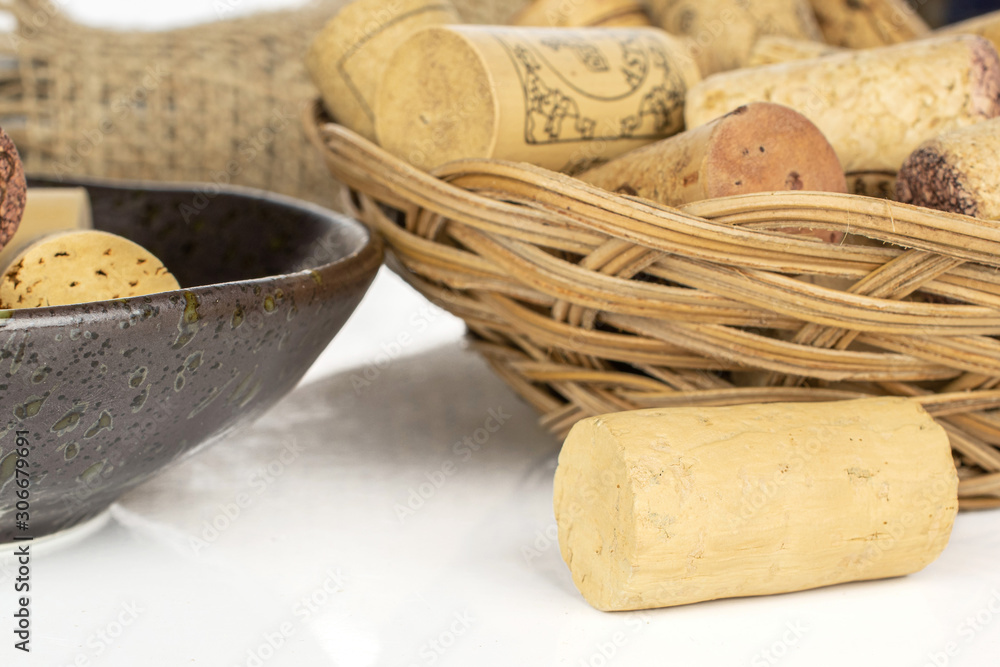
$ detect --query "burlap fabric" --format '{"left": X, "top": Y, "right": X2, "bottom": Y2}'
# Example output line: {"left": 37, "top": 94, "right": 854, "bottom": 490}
{"left": 0, "top": 0, "right": 527, "bottom": 210}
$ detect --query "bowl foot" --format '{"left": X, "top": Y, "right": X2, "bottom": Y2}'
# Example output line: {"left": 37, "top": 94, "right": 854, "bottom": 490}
{"left": 0, "top": 508, "right": 112, "bottom": 556}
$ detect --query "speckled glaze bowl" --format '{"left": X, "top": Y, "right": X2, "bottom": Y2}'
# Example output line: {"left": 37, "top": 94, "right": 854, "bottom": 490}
{"left": 0, "top": 177, "right": 381, "bottom": 543}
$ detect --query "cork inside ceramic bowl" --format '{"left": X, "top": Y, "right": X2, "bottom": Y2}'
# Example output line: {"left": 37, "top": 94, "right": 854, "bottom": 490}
{"left": 0, "top": 177, "right": 381, "bottom": 543}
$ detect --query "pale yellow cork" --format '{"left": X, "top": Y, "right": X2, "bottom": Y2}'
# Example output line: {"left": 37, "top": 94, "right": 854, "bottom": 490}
{"left": 808, "top": 0, "right": 929, "bottom": 48}
{"left": 306, "top": 0, "right": 462, "bottom": 141}
{"left": 511, "top": 0, "right": 651, "bottom": 28}
{"left": 646, "top": 0, "right": 822, "bottom": 75}
{"left": 376, "top": 25, "right": 701, "bottom": 173}
{"left": 685, "top": 35, "right": 1000, "bottom": 174}
{"left": 1, "top": 230, "right": 180, "bottom": 308}
{"left": 554, "top": 397, "right": 958, "bottom": 611}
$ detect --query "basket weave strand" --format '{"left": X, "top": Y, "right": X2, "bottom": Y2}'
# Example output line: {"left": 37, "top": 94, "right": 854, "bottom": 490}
{"left": 306, "top": 102, "right": 1000, "bottom": 510}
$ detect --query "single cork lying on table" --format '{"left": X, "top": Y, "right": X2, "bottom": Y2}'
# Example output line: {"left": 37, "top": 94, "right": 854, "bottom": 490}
{"left": 0, "top": 230, "right": 180, "bottom": 309}
{"left": 306, "top": 0, "right": 461, "bottom": 142}
{"left": 511, "top": 0, "right": 651, "bottom": 27}
{"left": 554, "top": 397, "right": 958, "bottom": 611}
{"left": 896, "top": 118, "right": 1000, "bottom": 219}
{"left": 375, "top": 26, "right": 701, "bottom": 173}
{"left": 685, "top": 35, "right": 1000, "bottom": 174}
{"left": 807, "top": 0, "right": 929, "bottom": 48}
{"left": 645, "top": 0, "right": 821, "bottom": 74}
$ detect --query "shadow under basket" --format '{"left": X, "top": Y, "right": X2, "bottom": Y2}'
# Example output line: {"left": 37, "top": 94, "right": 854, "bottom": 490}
{"left": 306, "top": 100, "right": 1000, "bottom": 510}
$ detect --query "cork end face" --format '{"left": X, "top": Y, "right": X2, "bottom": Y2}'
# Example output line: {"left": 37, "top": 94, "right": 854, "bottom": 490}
{"left": 554, "top": 417, "right": 637, "bottom": 612}
{"left": 703, "top": 102, "right": 846, "bottom": 242}
{"left": 896, "top": 144, "right": 979, "bottom": 217}
{"left": 0, "top": 230, "right": 180, "bottom": 309}
{"left": 0, "top": 129, "right": 26, "bottom": 252}
{"left": 703, "top": 102, "right": 847, "bottom": 198}
{"left": 375, "top": 27, "right": 497, "bottom": 170}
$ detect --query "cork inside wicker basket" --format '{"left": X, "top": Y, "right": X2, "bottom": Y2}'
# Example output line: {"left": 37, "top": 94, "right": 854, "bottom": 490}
{"left": 305, "top": 101, "right": 1000, "bottom": 510}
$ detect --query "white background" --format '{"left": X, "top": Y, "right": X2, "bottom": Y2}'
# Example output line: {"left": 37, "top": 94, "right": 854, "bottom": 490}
{"left": 2, "top": 1, "right": 1000, "bottom": 666}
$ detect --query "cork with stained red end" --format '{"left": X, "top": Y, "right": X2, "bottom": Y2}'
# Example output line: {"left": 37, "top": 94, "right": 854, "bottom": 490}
{"left": 0, "top": 127, "right": 27, "bottom": 253}
{"left": 896, "top": 117, "right": 1000, "bottom": 219}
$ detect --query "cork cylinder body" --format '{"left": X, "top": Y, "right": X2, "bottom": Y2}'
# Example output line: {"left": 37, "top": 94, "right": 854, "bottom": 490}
{"left": 306, "top": 0, "right": 461, "bottom": 141}
{"left": 376, "top": 26, "right": 701, "bottom": 172}
{"left": 685, "top": 35, "right": 1000, "bottom": 174}
{"left": 896, "top": 118, "right": 1000, "bottom": 219}
{"left": 578, "top": 101, "right": 846, "bottom": 205}
{"left": 553, "top": 397, "right": 958, "bottom": 612}
{"left": 808, "top": 0, "right": 929, "bottom": 48}
{"left": 645, "top": 0, "right": 821, "bottom": 75}
{"left": 745, "top": 36, "right": 843, "bottom": 67}
{"left": 511, "top": 0, "right": 651, "bottom": 28}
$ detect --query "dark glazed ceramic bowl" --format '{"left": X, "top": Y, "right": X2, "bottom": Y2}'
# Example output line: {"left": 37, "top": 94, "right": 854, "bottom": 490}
{"left": 0, "top": 177, "right": 381, "bottom": 543}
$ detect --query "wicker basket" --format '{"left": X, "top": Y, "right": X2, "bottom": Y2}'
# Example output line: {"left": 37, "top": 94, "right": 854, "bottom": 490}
{"left": 306, "top": 101, "right": 1000, "bottom": 510}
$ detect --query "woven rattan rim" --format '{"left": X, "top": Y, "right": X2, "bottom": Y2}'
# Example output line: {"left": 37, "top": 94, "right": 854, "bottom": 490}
{"left": 306, "top": 100, "right": 1000, "bottom": 510}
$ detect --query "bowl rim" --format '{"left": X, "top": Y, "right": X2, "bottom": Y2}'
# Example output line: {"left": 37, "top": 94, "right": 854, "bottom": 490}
{"left": 1, "top": 176, "right": 383, "bottom": 325}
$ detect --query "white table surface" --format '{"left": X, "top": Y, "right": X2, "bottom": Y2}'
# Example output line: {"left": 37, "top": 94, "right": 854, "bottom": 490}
{"left": 1, "top": 266, "right": 998, "bottom": 667}
{"left": 2, "top": 2, "right": 1000, "bottom": 665}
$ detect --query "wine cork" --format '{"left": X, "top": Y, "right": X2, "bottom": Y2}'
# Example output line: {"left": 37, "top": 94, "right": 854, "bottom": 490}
{"left": 0, "top": 230, "right": 180, "bottom": 309}
{"left": 896, "top": 118, "right": 1000, "bottom": 219}
{"left": 0, "top": 188, "right": 93, "bottom": 272}
{"left": 376, "top": 26, "right": 701, "bottom": 172}
{"left": 808, "top": 0, "right": 929, "bottom": 48}
{"left": 745, "top": 36, "right": 843, "bottom": 67}
{"left": 0, "top": 128, "right": 26, "bottom": 253}
{"left": 685, "top": 35, "right": 1000, "bottom": 174}
{"left": 848, "top": 171, "right": 897, "bottom": 200}
{"left": 578, "top": 102, "right": 846, "bottom": 243}
{"left": 553, "top": 397, "right": 958, "bottom": 611}
{"left": 938, "top": 10, "right": 1000, "bottom": 52}
{"left": 645, "top": 0, "right": 822, "bottom": 75}
{"left": 306, "top": 0, "right": 461, "bottom": 142}
{"left": 511, "top": 0, "right": 651, "bottom": 28}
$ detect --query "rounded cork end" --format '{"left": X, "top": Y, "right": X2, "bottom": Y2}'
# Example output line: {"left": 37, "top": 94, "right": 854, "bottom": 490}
{"left": 0, "top": 128, "right": 26, "bottom": 252}
{"left": 0, "top": 230, "right": 180, "bottom": 309}
{"left": 554, "top": 417, "right": 639, "bottom": 612}
{"left": 896, "top": 144, "right": 979, "bottom": 217}
{"left": 704, "top": 102, "right": 847, "bottom": 243}
{"left": 375, "top": 27, "right": 497, "bottom": 170}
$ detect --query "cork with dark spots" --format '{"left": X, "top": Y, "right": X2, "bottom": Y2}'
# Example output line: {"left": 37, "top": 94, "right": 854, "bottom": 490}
{"left": 580, "top": 101, "right": 846, "bottom": 243}
{"left": 896, "top": 147, "right": 979, "bottom": 217}
{"left": 0, "top": 128, "right": 26, "bottom": 252}
{"left": 0, "top": 178, "right": 381, "bottom": 543}
{"left": 895, "top": 115, "right": 1000, "bottom": 219}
